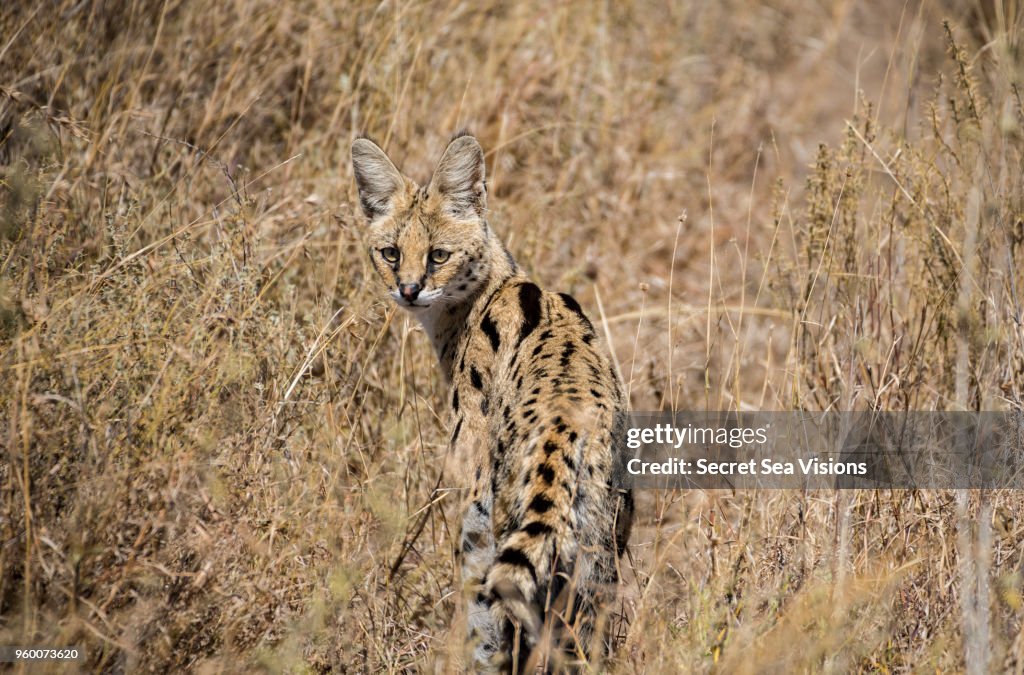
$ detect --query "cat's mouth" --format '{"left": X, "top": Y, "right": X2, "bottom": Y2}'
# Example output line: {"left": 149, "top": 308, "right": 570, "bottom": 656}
{"left": 392, "top": 288, "right": 444, "bottom": 309}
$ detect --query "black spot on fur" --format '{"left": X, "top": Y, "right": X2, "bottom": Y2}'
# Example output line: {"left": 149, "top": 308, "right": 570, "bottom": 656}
{"left": 496, "top": 548, "right": 537, "bottom": 580}
{"left": 543, "top": 440, "right": 559, "bottom": 455}
{"left": 523, "top": 520, "right": 554, "bottom": 537}
{"left": 558, "top": 292, "right": 585, "bottom": 319}
{"left": 528, "top": 494, "right": 554, "bottom": 514}
{"left": 470, "top": 367, "right": 483, "bottom": 390}
{"left": 481, "top": 314, "right": 501, "bottom": 351}
{"left": 560, "top": 292, "right": 595, "bottom": 331}
{"left": 568, "top": 431, "right": 578, "bottom": 443}
{"left": 452, "top": 389, "right": 460, "bottom": 412}
{"left": 537, "top": 464, "right": 556, "bottom": 484}
{"left": 451, "top": 419, "right": 462, "bottom": 445}
{"left": 518, "top": 282, "right": 543, "bottom": 342}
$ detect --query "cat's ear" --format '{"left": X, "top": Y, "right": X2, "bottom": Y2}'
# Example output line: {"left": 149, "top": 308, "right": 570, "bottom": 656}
{"left": 351, "top": 138, "right": 405, "bottom": 221}
{"left": 430, "top": 133, "right": 486, "bottom": 219}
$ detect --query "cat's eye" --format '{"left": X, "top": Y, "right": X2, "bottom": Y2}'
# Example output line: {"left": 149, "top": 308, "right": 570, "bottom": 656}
{"left": 429, "top": 249, "right": 450, "bottom": 264}
{"left": 380, "top": 247, "right": 400, "bottom": 263}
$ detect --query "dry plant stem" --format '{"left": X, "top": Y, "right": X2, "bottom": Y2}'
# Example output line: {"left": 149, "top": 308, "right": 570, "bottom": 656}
{"left": 666, "top": 212, "right": 684, "bottom": 412}
{"left": 956, "top": 153, "right": 990, "bottom": 675}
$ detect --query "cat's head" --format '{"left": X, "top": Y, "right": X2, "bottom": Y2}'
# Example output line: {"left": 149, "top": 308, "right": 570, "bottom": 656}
{"left": 351, "top": 134, "right": 492, "bottom": 311}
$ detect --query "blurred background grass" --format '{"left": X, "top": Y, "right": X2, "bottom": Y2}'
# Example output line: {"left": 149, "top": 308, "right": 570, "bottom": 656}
{"left": 1, "top": 0, "right": 1022, "bottom": 672}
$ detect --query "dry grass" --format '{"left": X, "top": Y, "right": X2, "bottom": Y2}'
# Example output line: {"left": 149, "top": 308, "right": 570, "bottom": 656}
{"left": 1, "top": 0, "right": 1023, "bottom": 672}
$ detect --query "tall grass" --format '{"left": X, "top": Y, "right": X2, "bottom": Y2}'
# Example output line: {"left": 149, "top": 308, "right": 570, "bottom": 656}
{"left": 1, "top": 0, "right": 1022, "bottom": 671}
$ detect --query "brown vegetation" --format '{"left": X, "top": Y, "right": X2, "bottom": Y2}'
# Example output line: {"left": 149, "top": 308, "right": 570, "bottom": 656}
{"left": 1, "top": 0, "right": 1022, "bottom": 671}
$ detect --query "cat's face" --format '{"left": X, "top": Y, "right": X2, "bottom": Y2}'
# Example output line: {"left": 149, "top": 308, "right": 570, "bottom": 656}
{"left": 352, "top": 135, "right": 491, "bottom": 311}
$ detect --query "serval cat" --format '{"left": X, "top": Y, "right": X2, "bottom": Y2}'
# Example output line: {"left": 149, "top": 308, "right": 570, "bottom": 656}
{"left": 351, "top": 133, "right": 633, "bottom": 673}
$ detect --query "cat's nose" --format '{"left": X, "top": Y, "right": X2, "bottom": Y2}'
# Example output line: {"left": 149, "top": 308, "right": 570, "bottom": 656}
{"left": 399, "top": 283, "right": 421, "bottom": 301}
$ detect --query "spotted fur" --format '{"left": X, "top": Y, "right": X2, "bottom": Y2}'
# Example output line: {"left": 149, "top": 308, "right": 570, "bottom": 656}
{"left": 352, "top": 134, "right": 633, "bottom": 673}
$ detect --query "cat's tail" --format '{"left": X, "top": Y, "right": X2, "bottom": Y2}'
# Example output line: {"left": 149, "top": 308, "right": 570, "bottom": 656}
{"left": 485, "top": 422, "right": 592, "bottom": 667}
